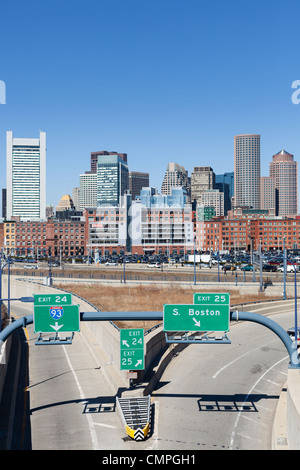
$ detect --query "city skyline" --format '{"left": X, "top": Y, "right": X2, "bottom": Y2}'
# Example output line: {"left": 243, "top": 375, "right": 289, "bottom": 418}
{"left": 1, "top": 0, "right": 300, "bottom": 208}
{"left": 3, "top": 129, "right": 299, "bottom": 218}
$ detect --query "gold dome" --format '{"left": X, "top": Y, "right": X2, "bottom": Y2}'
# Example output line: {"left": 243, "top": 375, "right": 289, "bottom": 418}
{"left": 56, "top": 194, "right": 74, "bottom": 211}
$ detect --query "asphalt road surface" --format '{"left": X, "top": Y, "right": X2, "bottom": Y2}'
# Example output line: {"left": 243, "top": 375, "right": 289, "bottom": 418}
{"left": 5, "top": 299, "right": 296, "bottom": 450}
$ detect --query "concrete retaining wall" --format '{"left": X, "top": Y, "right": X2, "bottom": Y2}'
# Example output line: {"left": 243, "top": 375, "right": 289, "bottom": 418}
{"left": 0, "top": 336, "right": 12, "bottom": 404}
{"left": 287, "top": 369, "right": 300, "bottom": 449}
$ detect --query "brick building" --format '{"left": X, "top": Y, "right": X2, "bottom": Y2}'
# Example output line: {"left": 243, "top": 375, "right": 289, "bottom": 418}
{"left": 196, "top": 216, "right": 300, "bottom": 252}
{"left": 2, "top": 219, "right": 86, "bottom": 258}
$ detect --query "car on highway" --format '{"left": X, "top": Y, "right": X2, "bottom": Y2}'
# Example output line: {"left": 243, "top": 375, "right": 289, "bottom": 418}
{"left": 24, "top": 264, "right": 38, "bottom": 269}
{"left": 105, "top": 261, "right": 118, "bottom": 266}
{"left": 287, "top": 327, "right": 300, "bottom": 341}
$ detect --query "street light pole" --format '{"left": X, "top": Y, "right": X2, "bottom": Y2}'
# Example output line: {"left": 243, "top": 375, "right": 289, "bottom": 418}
{"left": 193, "top": 235, "right": 196, "bottom": 285}
{"left": 283, "top": 237, "right": 287, "bottom": 300}
{"left": 7, "top": 256, "right": 11, "bottom": 321}
{"left": 123, "top": 246, "right": 126, "bottom": 284}
{"left": 0, "top": 257, "right": 12, "bottom": 331}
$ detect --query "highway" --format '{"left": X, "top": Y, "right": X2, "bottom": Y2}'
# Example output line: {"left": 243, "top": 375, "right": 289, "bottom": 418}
{"left": 7, "top": 262, "right": 297, "bottom": 293}
{"left": 3, "top": 297, "right": 296, "bottom": 450}
{"left": 149, "top": 304, "right": 292, "bottom": 450}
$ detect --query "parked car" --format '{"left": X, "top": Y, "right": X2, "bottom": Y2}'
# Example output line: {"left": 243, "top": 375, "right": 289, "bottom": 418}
{"left": 278, "top": 264, "right": 297, "bottom": 272}
{"left": 268, "top": 258, "right": 283, "bottom": 265}
{"left": 147, "top": 263, "right": 161, "bottom": 268}
{"left": 241, "top": 264, "right": 253, "bottom": 271}
{"left": 24, "top": 264, "right": 38, "bottom": 269}
{"left": 262, "top": 264, "right": 277, "bottom": 272}
{"left": 222, "top": 265, "right": 236, "bottom": 271}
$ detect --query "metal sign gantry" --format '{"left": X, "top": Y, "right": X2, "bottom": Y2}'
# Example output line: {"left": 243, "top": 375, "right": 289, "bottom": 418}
{"left": 0, "top": 306, "right": 299, "bottom": 368}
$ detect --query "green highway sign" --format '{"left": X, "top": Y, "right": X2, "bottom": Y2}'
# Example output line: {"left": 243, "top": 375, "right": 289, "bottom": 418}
{"left": 33, "top": 304, "right": 80, "bottom": 334}
{"left": 163, "top": 302, "right": 230, "bottom": 332}
{"left": 34, "top": 293, "right": 73, "bottom": 306}
{"left": 120, "top": 328, "right": 144, "bottom": 370}
{"left": 193, "top": 293, "right": 230, "bottom": 305}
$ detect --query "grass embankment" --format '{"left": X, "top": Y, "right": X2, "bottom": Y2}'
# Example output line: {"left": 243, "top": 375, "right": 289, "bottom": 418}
{"left": 55, "top": 283, "right": 279, "bottom": 330}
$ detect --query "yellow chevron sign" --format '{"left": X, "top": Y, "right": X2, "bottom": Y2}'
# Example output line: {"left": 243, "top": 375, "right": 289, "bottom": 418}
{"left": 126, "top": 423, "right": 150, "bottom": 440}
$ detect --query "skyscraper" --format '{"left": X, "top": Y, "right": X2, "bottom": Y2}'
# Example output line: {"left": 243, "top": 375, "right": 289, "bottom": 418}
{"left": 72, "top": 187, "right": 80, "bottom": 210}
{"left": 269, "top": 150, "right": 298, "bottom": 216}
{"left": 190, "top": 166, "right": 215, "bottom": 204}
{"left": 129, "top": 171, "right": 149, "bottom": 200}
{"left": 161, "top": 162, "right": 190, "bottom": 199}
{"left": 97, "top": 154, "right": 129, "bottom": 206}
{"left": 90, "top": 151, "right": 127, "bottom": 173}
{"left": 260, "top": 176, "right": 276, "bottom": 212}
{"left": 215, "top": 171, "right": 234, "bottom": 214}
{"left": 79, "top": 172, "right": 97, "bottom": 209}
{"left": 234, "top": 134, "right": 260, "bottom": 210}
{"left": 199, "top": 189, "right": 224, "bottom": 217}
{"left": 6, "top": 131, "right": 46, "bottom": 220}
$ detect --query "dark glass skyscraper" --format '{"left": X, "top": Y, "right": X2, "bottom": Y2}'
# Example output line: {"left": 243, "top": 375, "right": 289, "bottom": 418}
{"left": 97, "top": 154, "right": 129, "bottom": 206}
{"left": 215, "top": 172, "right": 234, "bottom": 214}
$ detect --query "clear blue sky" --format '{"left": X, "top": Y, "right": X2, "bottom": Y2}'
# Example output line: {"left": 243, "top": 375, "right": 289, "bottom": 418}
{"left": 1, "top": 0, "right": 300, "bottom": 208}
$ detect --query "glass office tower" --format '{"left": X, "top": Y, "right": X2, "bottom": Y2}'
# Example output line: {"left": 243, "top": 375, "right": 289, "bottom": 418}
{"left": 97, "top": 154, "right": 129, "bottom": 206}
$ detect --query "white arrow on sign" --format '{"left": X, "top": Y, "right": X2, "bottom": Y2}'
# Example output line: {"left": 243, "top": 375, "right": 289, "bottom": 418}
{"left": 135, "top": 359, "right": 142, "bottom": 367}
{"left": 193, "top": 318, "right": 201, "bottom": 327}
{"left": 50, "top": 322, "right": 63, "bottom": 331}
{"left": 122, "top": 340, "right": 130, "bottom": 347}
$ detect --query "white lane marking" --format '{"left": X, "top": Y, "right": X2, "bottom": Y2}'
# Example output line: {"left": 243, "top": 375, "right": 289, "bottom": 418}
{"left": 94, "top": 422, "right": 116, "bottom": 429}
{"left": 212, "top": 339, "right": 279, "bottom": 379}
{"left": 242, "top": 415, "right": 268, "bottom": 427}
{"left": 236, "top": 432, "right": 261, "bottom": 442}
{"left": 62, "top": 345, "right": 99, "bottom": 450}
{"left": 262, "top": 378, "right": 281, "bottom": 387}
{"left": 229, "top": 355, "right": 288, "bottom": 450}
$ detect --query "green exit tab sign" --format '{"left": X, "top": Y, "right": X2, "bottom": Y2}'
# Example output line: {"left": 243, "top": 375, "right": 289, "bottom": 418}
{"left": 34, "top": 293, "right": 72, "bottom": 306}
{"left": 193, "top": 293, "right": 230, "bottom": 305}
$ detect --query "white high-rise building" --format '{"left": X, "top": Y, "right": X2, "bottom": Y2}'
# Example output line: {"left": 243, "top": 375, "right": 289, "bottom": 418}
{"left": 161, "top": 162, "right": 190, "bottom": 200}
{"left": 79, "top": 172, "right": 97, "bottom": 209}
{"left": 6, "top": 131, "right": 46, "bottom": 220}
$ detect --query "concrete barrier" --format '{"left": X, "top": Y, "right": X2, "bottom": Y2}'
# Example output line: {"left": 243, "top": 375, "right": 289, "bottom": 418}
{"left": 0, "top": 336, "right": 12, "bottom": 404}
{"left": 287, "top": 369, "right": 300, "bottom": 449}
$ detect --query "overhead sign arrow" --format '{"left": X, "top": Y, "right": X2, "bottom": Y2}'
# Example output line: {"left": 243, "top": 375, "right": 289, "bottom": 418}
{"left": 122, "top": 340, "right": 130, "bottom": 347}
{"left": 193, "top": 318, "right": 201, "bottom": 327}
{"left": 135, "top": 359, "right": 143, "bottom": 368}
{"left": 50, "top": 322, "right": 64, "bottom": 331}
